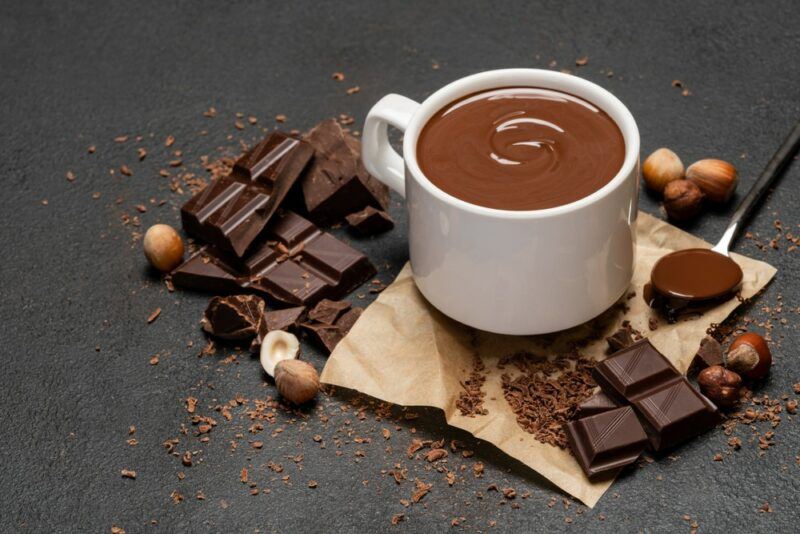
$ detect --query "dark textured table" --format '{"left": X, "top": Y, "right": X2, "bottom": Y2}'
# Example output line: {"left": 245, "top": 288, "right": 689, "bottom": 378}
{"left": 2, "top": 1, "right": 799, "bottom": 532}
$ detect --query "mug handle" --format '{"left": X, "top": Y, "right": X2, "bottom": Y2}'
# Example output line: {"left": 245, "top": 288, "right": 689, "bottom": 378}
{"left": 362, "top": 94, "right": 420, "bottom": 198}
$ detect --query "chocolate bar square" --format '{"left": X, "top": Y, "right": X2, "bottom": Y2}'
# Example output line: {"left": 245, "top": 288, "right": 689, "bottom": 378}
{"left": 565, "top": 406, "right": 648, "bottom": 478}
{"left": 632, "top": 378, "right": 719, "bottom": 451}
{"left": 593, "top": 339, "right": 681, "bottom": 401}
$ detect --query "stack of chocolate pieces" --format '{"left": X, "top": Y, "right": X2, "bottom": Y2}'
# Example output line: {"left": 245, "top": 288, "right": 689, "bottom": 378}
{"left": 566, "top": 339, "right": 719, "bottom": 479}
{"left": 170, "top": 122, "right": 389, "bottom": 354}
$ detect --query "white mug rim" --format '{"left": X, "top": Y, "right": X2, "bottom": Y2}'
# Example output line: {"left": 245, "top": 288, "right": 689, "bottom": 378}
{"left": 402, "top": 68, "right": 640, "bottom": 219}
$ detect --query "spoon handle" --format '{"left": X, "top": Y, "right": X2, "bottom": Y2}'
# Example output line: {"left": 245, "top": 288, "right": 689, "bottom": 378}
{"left": 714, "top": 120, "right": 800, "bottom": 254}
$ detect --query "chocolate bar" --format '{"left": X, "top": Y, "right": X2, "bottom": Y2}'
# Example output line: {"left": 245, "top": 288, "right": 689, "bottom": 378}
{"left": 565, "top": 406, "right": 648, "bottom": 478}
{"left": 592, "top": 339, "right": 719, "bottom": 451}
{"left": 301, "top": 119, "right": 389, "bottom": 223}
{"left": 181, "top": 132, "right": 314, "bottom": 257}
{"left": 172, "top": 210, "right": 376, "bottom": 306}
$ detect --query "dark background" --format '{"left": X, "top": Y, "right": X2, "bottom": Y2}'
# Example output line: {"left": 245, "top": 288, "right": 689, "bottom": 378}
{"left": 2, "top": 1, "right": 799, "bottom": 532}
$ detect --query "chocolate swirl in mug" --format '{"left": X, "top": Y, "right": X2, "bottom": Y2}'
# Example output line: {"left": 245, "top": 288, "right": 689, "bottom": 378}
{"left": 417, "top": 87, "right": 625, "bottom": 211}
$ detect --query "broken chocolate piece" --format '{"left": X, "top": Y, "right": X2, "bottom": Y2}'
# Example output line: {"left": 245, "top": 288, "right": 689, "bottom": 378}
{"left": 689, "top": 336, "right": 724, "bottom": 375}
{"left": 605, "top": 324, "right": 636, "bottom": 354}
{"left": 201, "top": 295, "right": 265, "bottom": 341}
{"left": 307, "top": 299, "right": 351, "bottom": 325}
{"left": 302, "top": 306, "right": 363, "bottom": 354}
{"left": 334, "top": 307, "right": 362, "bottom": 334}
{"left": 171, "top": 210, "right": 376, "bottom": 306}
{"left": 251, "top": 306, "right": 306, "bottom": 351}
{"left": 565, "top": 406, "right": 648, "bottom": 478}
{"left": 181, "top": 132, "right": 313, "bottom": 257}
{"left": 346, "top": 206, "right": 394, "bottom": 235}
{"left": 575, "top": 391, "right": 620, "bottom": 418}
{"left": 300, "top": 120, "right": 389, "bottom": 223}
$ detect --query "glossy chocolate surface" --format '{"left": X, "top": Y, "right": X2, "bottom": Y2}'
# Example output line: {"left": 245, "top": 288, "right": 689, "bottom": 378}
{"left": 171, "top": 210, "right": 375, "bottom": 306}
{"left": 565, "top": 406, "right": 648, "bottom": 478}
{"left": 650, "top": 248, "right": 743, "bottom": 301}
{"left": 417, "top": 87, "right": 625, "bottom": 211}
{"left": 181, "top": 132, "right": 314, "bottom": 257}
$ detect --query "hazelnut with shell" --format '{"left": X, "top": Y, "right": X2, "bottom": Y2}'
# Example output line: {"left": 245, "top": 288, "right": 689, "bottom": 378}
{"left": 727, "top": 332, "right": 771, "bottom": 380}
{"left": 143, "top": 224, "right": 184, "bottom": 272}
{"left": 686, "top": 159, "right": 738, "bottom": 203}
{"left": 274, "top": 359, "right": 320, "bottom": 404}
{"left": 643, "top": 148, "right": 685, "bottom": 193}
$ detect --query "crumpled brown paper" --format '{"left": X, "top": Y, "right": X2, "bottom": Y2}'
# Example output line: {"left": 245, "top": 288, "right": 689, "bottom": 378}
{"left": 321, "top": 212, "right": 776, "bottom": 506}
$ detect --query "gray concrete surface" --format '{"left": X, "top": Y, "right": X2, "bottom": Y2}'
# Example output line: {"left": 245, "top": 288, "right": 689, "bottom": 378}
{"left": 1, "top": 1, "right": 799, "bottom": 532}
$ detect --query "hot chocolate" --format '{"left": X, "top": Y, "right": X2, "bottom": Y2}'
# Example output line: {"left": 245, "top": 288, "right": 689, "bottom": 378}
{"left": 417, "top": 87, "right": 625, "bottom": 211}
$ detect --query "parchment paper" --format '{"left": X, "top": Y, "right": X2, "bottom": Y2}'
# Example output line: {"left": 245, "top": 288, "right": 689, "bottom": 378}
{"left": 321, "top": 212, "right": 776, "bottom": 507}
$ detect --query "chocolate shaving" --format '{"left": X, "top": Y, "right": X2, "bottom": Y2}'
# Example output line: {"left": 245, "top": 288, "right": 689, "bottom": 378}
{"left": 499, "top": 352, "right": 597, "bottom": 448}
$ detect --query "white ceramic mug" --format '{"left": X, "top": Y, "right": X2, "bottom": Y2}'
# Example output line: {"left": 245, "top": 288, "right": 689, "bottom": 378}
{"left": 362, "top": 69, "right": 640, "bottom": 335}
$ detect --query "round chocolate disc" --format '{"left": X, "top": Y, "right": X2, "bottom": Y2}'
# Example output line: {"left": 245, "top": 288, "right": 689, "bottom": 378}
{"left": 650, "top": 248, "right": 743, "bottom": 301}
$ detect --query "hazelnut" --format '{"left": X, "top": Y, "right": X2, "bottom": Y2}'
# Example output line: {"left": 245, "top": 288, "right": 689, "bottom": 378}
{"left": 698, "top": 365, "right": 742, "bottom": 408}
{"left": 642, "top": 148, "right": 684, "bottom": 193}
{"left": 727, "top": 332, "right": 771, "bottom": 380}
{"left": 686, "top": 159, "right": 738, "bottom": 203}
{"left": 274, "top": 359, "right": 320, "bottom": 404}
{"left": 143, "top": 224, "right": 184, "bottom": 272}
{"left": 662, "top": 179, "right": 704, "bottom": 221}
{"left": 260, "top": 330, "right": 300, "bottom": 377}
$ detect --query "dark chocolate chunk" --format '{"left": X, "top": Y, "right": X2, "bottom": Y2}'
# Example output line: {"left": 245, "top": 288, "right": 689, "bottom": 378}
{"left": 575, "top": 391, "right": 620, "bottom": 418}
{"left": 302, "top": 305, "right": 363, "bottom": 354}
{"left": 605, "top": 325, "right": 636, "bottom": 354}
{"left": 251, "top": 306, "right": 306, "bottom": 351}
{"left": 688, "top": 336, "right": 724, "bottom": 375}
{"left": 334, "top": 307, "right": 362, "bottom": 334}
{"left": 565, "top": 406, "right": 648, "bottom": 478}
{"left": 346, "top": 206, "right": 394, "bottom": 235}
{"left": 300, "top": 120, "right": 389, "bottom": 223}
{"left": 201, "top": 295, "right": 265, "bottom": 341}
{"left": 181, "top": 132, "right": 313, "bottom": 257}
{"left": 170, "top": 247, "right": 244, "bottom": 294}
{"left": 302, "top": 323, "right": 344, "bottom": 354}
{"left": 264, "top": 306, "right": 305, "bottom": 332}
{"left": 307, "top": 299, "right": 351, "bottom": 325}
{"left": 593, "top": 339, "right": 681, "bottom": 401}
{"left": 632, "top": 378, "right": 719, "bottom": 451}
{"left": 172, "top": 210, "right": 376, "bottom": 307}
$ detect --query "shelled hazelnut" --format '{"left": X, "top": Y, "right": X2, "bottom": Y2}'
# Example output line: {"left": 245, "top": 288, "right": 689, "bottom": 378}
{"left": 686, "top": 159, "right": 738, "bottom": 203}
{"left": 143, "top": 224, "right": 184, "bottom": 272}
{"left": 727, "top": 332, "right": 771, "bottom": 380}
{"left": 662, "top": 180, "right": 704, "bottom": 221}
{"left": 643, "top": 148, "right": 684, "bottom": 193}
{"left": 698, "top": 365, "right": 742, "bottom": 407}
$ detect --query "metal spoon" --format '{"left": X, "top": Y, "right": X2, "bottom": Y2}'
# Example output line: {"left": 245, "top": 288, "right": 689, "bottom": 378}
{"left": 649, "top": 120, "right": 800, "bottom": 307}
